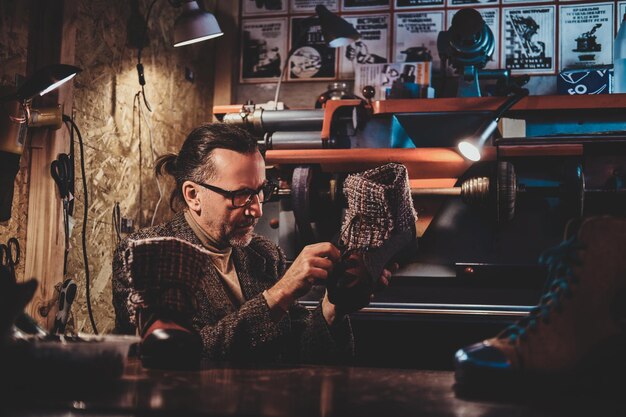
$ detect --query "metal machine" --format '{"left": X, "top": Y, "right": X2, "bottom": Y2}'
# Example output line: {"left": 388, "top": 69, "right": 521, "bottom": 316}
{"left": 214, "top": 95, "right": 626, "bottom": 366}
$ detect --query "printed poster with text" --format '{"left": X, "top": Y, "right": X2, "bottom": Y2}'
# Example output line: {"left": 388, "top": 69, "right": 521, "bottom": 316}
{"left": 342, "top": 0, "right": 390, "bottom": 11}
{"left": 242, "top": 0, "right": 288, "bottom": 16}
{"left": 394, "top": 12, "right": 444, "bottom": 68}
{"left": 241, "top": 18, "right": 288, "bottom": 83}
{"left": 447, "top": 8, "right": 500, "bottom": 69}
{"left": 339, "top": 14, "right": 390, "bottom": 79}
{"left": 559, "top": 3, "right": 613, "bottom": 71}
{"left": 289, "top": 17, "right": 337, "bottom": 81}
{"left": 448, "top": 0, "right": 497, "bottom": 7}
{"left": 355, "top": 62, "right": 432, "bottom": 100}
{"left": 290, "top": 0, "right": 338, "bottom": 13}
{"left": 502, "top": 6, "right": 556, "bottom": 74}
{"left": 396, "top": 0, "right": 444, "bottom": 9}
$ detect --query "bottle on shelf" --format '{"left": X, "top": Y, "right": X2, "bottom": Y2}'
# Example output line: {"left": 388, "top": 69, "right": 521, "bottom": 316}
{"left": 613, "top": 13, "right": 626, "bottom": 93}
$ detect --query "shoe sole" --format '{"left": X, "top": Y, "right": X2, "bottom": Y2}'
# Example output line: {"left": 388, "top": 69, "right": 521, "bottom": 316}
{"left": 454, "top": 333, "right": 626, "bottom": 399}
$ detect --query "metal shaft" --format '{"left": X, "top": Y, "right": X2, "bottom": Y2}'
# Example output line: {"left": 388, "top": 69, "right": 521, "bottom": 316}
{"left": 266, "top": 131, "right": 323, "bottom": 150}
{"left": 223, "top": 108, "right": 324, "bottom": 134}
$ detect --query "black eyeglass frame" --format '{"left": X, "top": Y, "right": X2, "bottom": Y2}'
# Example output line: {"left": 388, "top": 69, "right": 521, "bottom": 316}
{"left": 196, "top": 180, "right": 278, "bottom": 208}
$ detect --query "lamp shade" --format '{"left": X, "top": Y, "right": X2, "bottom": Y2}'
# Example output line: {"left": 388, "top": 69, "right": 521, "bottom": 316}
{"left": 5, "top": 64, "right": 81, "bottom": 102}
{"left": 173, "top": 1, "right": 223, "bottom": 47}
{"left": 457, "top": 119, "right": 499, "bottom": 162}
{"left": 315, "top": 5, "right": 360, "bottom": 48}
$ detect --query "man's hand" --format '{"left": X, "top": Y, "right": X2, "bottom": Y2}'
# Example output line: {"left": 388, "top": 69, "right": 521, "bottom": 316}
{"left": 322, "top": 258, "right": 399, "bottom": 325}
{"left": 266, "top": 242, "right": 340, "bottom": 311}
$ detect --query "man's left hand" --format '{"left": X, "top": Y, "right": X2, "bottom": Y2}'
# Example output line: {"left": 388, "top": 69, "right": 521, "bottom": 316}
{"left": 322, "top": 256, "right": 399, "bottom": 325}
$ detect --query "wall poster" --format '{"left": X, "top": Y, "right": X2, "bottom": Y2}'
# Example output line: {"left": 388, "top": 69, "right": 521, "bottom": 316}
{"left": 242, "top": 0, "right": 288, "bottom": 16}
{"left": 396, "top": 0, "right": 445, "bottom": 8}
{"left": 355, "top": 62, "right": 432, "bottom": 100}
{"left": 394, "top": 12, "right": 444, "bottom": 68}
{"left": 241, "top": 18, "right": 288, "bottom": 83}
{"left": 288, "top": 17, "right": 337, "bottom": 80}
{"left": 502, "top": 6, "right": 556, "bottom": 73}
{"left": 446, "top": 8, "right": 500, "bottom": 69}
{"left": 448, "top": 0, "right": 497, "bottom": 6}
{"left": 290, "top": 0, "right": 338, "bottom": 13}
{"left": 339, "top": 14, "right": 390, "bottom": 79}
{"left": 559, "top": 3, "right": 613, "bottom": 71}
{"left": 341, "top": 0, "right": 390, "bottom": 11}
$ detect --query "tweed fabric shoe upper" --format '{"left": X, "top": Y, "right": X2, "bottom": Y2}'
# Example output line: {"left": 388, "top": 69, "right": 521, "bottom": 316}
{"left": 327, "top": 163, "right": 418, "bottom": 310}
{"left": 340, "top": 163, "right": 417, "bottom": 253}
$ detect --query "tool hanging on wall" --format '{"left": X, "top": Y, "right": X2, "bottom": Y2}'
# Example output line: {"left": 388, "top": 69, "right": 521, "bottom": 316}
{"left": 52, "top": 278, "right": 77, "bottom": 335}
{"left": 0, "top": 237, "right": 20, "bottom": 282}
{"left": 51, "top": 152, "right": 74, "bottom": 275}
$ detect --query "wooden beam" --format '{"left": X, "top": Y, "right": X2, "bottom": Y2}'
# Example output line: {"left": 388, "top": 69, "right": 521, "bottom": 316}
{"left": 212, "top": 0, "right": 239, "bottom": 110}
{"left": 24, "top": 0, "right": 77, "bottom": 329}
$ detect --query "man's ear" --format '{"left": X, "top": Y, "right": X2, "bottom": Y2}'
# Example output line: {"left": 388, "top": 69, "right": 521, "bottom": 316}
{"left": 182, "top": 181, "right": 201, "bottom": 211}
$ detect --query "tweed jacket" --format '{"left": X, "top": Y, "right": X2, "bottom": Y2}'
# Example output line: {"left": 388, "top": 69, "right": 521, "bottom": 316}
{"left": 112, "top": 211, "right": 354, "bottom": 364}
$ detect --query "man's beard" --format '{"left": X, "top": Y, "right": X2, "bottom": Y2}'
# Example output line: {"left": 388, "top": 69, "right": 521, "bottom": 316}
{"left": 225, "top": 220, "right": 257, "bottom": 248}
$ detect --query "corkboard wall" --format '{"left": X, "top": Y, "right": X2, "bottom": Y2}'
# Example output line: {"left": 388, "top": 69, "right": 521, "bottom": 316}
{"left": 0, "top": 0, "right": 217, "bottom": 334}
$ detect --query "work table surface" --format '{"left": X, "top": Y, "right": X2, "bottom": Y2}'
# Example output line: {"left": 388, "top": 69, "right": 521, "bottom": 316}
{"left": 3, "top": 359, "right": 624, "bottom": 417}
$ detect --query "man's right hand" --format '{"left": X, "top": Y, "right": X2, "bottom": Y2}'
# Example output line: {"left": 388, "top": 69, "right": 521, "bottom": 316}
{"left": 266, "top": 242, "right": 340, "bottom": 309}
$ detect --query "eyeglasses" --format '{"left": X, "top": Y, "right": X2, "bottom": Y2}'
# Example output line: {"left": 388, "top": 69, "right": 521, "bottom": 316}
{"left": 197, "top": 181, "right": 278, "bottom": 208}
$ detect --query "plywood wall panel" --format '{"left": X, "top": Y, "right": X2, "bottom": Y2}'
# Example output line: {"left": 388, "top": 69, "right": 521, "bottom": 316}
{"left": 0, "top": 1, "right": 31, "bottom": 285}
{"left": 67, "top": 0, "right": 216, "bottom": 333}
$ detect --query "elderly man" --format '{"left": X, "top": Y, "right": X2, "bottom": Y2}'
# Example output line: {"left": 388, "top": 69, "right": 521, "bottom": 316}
{"left": 112, "top": 123, "right": 395, "bottom": 367}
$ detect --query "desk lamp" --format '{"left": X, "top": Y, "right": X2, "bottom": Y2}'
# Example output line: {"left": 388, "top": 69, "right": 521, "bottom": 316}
{"left": 172, "top": 0, "right": 223, "bottom": 47}
{"left": 127, "top": 0, "right": 222, "bottom": 110}
{"left": 457, "top": 88, "right": 528, "bottom": 161}
{"left": 0, "top": 64, "right": 81, "bottom": 221}
{"left": 273, "top": 5, "right": 360, "bottom": 108}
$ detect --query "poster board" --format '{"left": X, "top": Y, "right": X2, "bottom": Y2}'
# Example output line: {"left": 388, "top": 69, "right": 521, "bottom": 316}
{"left": 240, "top": 18, "right": 289, "bottom": 83}
{"left": 242, "top": 0, "right": 288, "bottom": 16}
{"left": 559, "top": 3, "right": 614, "bottom": 70}
{"left": 290, "top": 0, "right": 339, "bottom": 12}
{"left": 288, "top": 16, "right": 338, "bottom": 80}
{"left": 394, "top": 12, "right": 444, "bottom": 68}
{"left": 501, "top": 5, "right": 556, "bottom": 74}
{"left": 339, "top": 14, "right": 390, "bottom": 78}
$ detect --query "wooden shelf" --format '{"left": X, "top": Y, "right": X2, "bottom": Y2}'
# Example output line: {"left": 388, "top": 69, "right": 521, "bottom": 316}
{"left": 371, "top": 94, "right": 626, "bottom": 115}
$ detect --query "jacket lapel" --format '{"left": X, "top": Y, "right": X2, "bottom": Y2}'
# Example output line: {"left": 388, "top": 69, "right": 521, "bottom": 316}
{"left": 233, "top": 242, "right": 273, "bottom": 301}
{"left": 172, "top": 211, "right": 237, "bottom": 314}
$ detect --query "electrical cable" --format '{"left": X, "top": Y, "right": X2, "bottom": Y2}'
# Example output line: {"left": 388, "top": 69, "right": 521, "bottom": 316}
{"left": 63, "top": 114, "right": 98, "bottom": 335}
{"left": 113, "top": 202, "right": 122, "bottom": 244}
{"left": 273, "top": 17, "right": 315, "bottom": 109}
{"left": 134, "top": 0, "right": 159, "bottom": 113}
{"left": 137, "top": 96, "right": 163, "bottom": 226}
{"left": 133, "top": 92, "right": 144, "bottom": 225}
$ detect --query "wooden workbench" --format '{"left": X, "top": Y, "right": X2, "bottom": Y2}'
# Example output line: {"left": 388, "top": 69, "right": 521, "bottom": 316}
{"left": 2, "top": 358, "right": 625, "bottom": 417}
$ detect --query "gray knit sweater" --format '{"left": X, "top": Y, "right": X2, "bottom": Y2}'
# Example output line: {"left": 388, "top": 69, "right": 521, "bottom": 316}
{"left": 112, "top": 211, "right": 354, "bottom": 364}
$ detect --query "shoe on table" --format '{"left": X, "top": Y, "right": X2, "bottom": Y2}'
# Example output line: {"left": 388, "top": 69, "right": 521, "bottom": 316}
{"left": 454, "top": 216, "right": 626, "bottom": 393}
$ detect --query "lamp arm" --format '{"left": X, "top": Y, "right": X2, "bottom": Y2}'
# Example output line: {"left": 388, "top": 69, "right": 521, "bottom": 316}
{"left": 493, "top": 88, "right": 528, "bottom": 121}
{"left": 272, "top": 46, "right": 297, "bottom": 110}
{"left": 471, "top": 89, "right": 529, "bottom": 149}
{"left": 272, "top": 15, "right": 316, "bottom": 110}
